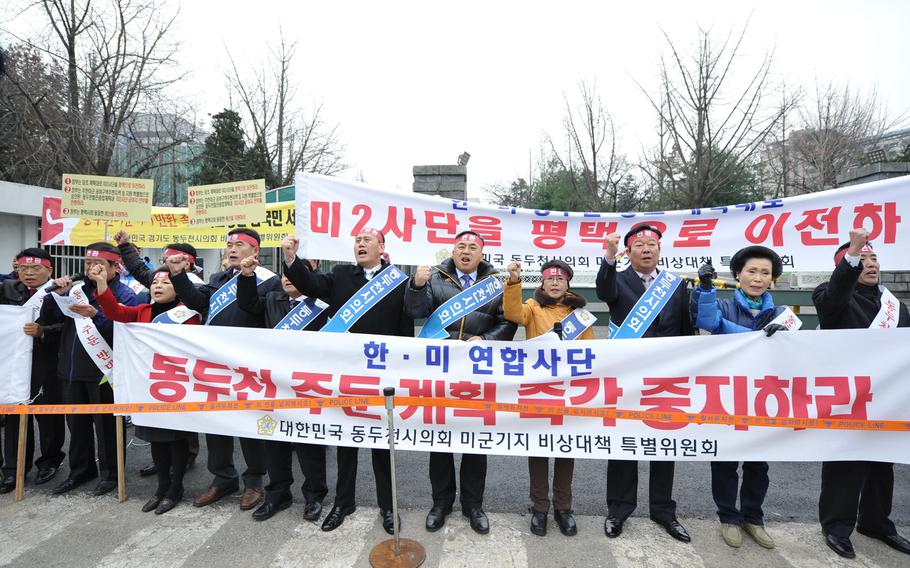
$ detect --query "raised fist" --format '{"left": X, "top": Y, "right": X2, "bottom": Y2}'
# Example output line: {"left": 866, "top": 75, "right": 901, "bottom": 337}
{"left": 113, "top": 230, "right": 130, "bottom": 246}
{"left": 165, "top": 253, "right": 189, "bottom": 275}
{"left": 847, "top": 227, "right": 870, "bottom": 256}
{"left": 282, "top": 235, "right": 299, "bottom": 265}
{"left": 507, "top": 261, "right": 521, "bottom": 283}
{"left": 414, "top": 265, "right": 432, "bottom": 288}
{"left": 240, "top": 255, "right": 259, "bottom": 277}
{"left": 697, "top": 262, "right": 716, "bottom": 290}
{"left": 604, "top": 233, "right": 621, "bottom": 260}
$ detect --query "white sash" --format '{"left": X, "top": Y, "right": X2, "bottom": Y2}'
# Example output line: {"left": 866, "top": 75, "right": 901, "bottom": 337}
{"left": 871, "top": 286, "right": 901, "bottom": 329}
{"left": 769, "top": 306, "right": 803, "bottom": 331}
{"left": 23, "top": 279, "right": 55, "bottom": 321}
{"left": 151, "top": 305, "right": 200, "bottom": 324}
{"left": 52, "top": 283, "right": 115, "bottom": 376}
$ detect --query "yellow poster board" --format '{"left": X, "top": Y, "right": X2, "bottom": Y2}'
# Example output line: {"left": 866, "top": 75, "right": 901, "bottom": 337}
{"left": 61, "top": 174, "right": 153, "bottom": 221}
{"left": 188, "top": 179, "right": 266, "bottom": 228}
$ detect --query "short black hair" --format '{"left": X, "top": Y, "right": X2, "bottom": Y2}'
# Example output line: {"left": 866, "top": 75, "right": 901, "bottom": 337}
{"left": 623, "top": 224, "right": 663, "bottom": 247}
{"left": 730, "top": 245, "right": 783, "bottom": 279}
{"left": 15, "top": 248, "right": 52, "bottom": 262}
{"left": 168, "top": 242, "right": 198, "bottom": 259}
{"left": 228, "top": 227, "right": 261, "bottom": 244}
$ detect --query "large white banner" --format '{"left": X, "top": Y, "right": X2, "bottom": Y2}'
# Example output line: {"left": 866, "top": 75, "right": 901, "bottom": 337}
{"left": 115, "top": 323, "right": 910, "bottom": 463}
{"left": 296, "top": 173, "right": 909, "bottom": 273}
{"left": 0, "top": 306, "right": 35, "bottom": 404}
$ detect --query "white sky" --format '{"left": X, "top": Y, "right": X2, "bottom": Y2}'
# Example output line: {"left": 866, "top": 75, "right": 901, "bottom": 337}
{"left": 6, "top": 0, "right": 910, "bottom": 198}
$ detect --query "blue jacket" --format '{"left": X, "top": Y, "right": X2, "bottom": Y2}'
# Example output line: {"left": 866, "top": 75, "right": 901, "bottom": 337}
{"left": 691, "top": 287, "right": 784, "bottom": 335}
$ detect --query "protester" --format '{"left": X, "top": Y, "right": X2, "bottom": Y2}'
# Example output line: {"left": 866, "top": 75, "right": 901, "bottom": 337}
{"left": 0, "top": 249, "right": 65, "bottom": 493}
{"left": 595, "top": 225, "right": 693, "bottom": 543}
{"left": 405, "top": 230, "right": 516, "bottom": 535}
{"left": 90, "top": 264, "right": 200, "bottom": 514}
{"left": 813, "top": 228, "right": 910, "bottom": 559}
{"left": 236, "top": 242, "right": 328, "bottom": 523}
{"left": 39, "top": 242, "right": 137, "bottom": 496}
{"left": 692, "top": 246, "right": 789, "bottom": 549}
{"left": 283, "top": 228, "right": 414, "bottom": 535}
{"left": 504, "top": 259, "right": 592, "bottom": 537}
{"left": 171, "top": 228, "right": 280, "bottom": 511}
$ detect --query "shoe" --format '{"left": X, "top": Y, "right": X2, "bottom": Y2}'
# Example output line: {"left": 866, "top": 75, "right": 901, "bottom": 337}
{"left": 856, "top": 527, "right": 910, "bottom": 555}
{"left": 604, "top": 515, "right": 624, "bottom": 538}
{"left": 425, "top": 505, "right": 452, "bottom": 532}
{"left": 239, "top": 488, "right": 264, "bottom": 511}
{"left": 652, "top": 517, "right": 691, "bottom": 543}
{"left": 92, "top": 479, "right": 117, "bottom": 496}
{"left": 743, "top": 522, "right": 775, "bottom": 549}
{"left": 824, "top": 533, "right": 856, "bottom": 559}
{"left": 463, "top": 508, "right": 490, "bottom": 535}
{"left": 721, "top": 523, "right": 742, "bottom": 548}
{"left": 303, "top": 501, "right": 323, "bottom": 521}
{"left": 138, "top": 463, "right": 157, "bottom": 477}
{"left": 35, "top": 466, "right": 59, "bottom": 485}
{"left": 252, "top": 498, "right": 292, "bottom": 521}
{"left": 530, "top": 510, "right": 547, "bottom": 536}
{"left": 554, "top": 510, "right": 577, "bottom": 536}
{"left": 142, "top": 496, "right": 163, "bottom": 513}
{"left": 155, "top": 496, "right": 181, "bottom": 515}
{"left": 381, "top": 509, "right": 401, "bottom": 535}
{"left": 193, "top": 485, "right": 238, "bottom": 507}
{"left": 0, "top": 476, "right": 15, "bottom": 494}
{"left": 321, "top": 505, "right": 356, "bottom": 532}
{"left": 52, "top": 477, "right": 86, "bottom": 495}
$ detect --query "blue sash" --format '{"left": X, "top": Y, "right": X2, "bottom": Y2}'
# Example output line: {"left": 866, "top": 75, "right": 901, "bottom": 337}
{"left": 610, "top": 270, "right": 682, "bottom": 339}
{"left": 151, "top": 305, "right": 199, "bottom": 324}
{"left": 274, "top": 297, "right": 328, "bottom": 331}
{"left": 206, "top": 266, "right": 276, "bottom": 325}
{"left": 560, "top": 308, "right": 597, "bottom": 340}
{"left": 320, "top": 265, "right": 408, "bottom": 333}
{"left": 417, "top": 275, "right": 504, "bottom": 339}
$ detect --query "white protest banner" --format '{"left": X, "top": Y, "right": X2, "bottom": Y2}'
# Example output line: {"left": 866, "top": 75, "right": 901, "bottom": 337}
{"left": 0, "top": 306, "right": 35, "bottom": 404}
{"left": 115, "top": 323, "right": 910, "bottom": 463}
{"left": 296, "top": 173, "right": 910, "bottom": 273}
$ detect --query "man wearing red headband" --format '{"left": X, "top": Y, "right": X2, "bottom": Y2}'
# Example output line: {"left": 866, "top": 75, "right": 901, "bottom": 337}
{"left": 283, "top": 228, "right": 414, "bottom": 535}
{"left": 813, "top": 228, "right": 910, "bottom": 559}
{"left": 173, "top": 227, "right": 281, "bottom": 512}
{"left": 595, "top": 225, "right": 694, "bottom": 543}
{"left": 405, "top": 230, "right": 516, "bottom": 535}
{"left": 38, "top": 242, "right": 138, "bottom": 496}
{"left": 0, "top": 249, "right": 66, "bottom": 494}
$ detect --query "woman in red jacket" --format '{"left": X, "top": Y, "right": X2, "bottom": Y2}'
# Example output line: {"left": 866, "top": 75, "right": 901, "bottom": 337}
{"left": 88, "top": 264, "right": 200, "bottom": 514}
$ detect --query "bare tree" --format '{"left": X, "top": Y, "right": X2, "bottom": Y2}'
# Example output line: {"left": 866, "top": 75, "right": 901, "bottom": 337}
{"left": 640, "top": 23, "right": 792, "bottom": 208}
{"left": 225, "top": 34, "right": 346, "bottom": 186}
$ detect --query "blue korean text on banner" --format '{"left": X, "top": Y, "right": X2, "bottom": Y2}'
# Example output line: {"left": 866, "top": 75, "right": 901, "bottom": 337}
{"left": 610, "top": 270, "right": 682, "bottom": 339}
{"left": 274, "top": 297, "right": 329, "bottom": 331}
{"left": 206, "top": 266, "right": 276, "bottom": 325}
{"left": 560, "top": 308, "right": 597, "bottom": 340}
{"left": 417, "top": 276, "right": 505, "bottom": 339}
{"left": 320, "top": 265, "right": 408, "bottom": 333}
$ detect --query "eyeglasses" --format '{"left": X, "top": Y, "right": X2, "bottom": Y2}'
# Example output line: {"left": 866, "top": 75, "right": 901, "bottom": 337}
{"left": 16, "top": 265, "right": 46, "bottom": 273}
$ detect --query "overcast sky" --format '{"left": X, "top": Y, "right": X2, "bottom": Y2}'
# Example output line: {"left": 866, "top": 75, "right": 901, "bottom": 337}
{"left": 6, "top": 0, "right": 910, "bottom": 198}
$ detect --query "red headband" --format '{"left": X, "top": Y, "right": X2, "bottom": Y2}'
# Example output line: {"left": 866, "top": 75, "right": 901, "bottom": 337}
{"left": 165, "top": 248, "right": 196, "bottom": 265}
{"left": 227, "top": 233, "right": 259, "bottom": 247}
{"left": 834, "top": 243, "right": 874, "bottom": 266}
{"left": 18, "top": 256, "right": 52, "bottom": 268}
{"left": 541, "top": 267, "right": 569, "bottom": 279}
{"left": 455, "top": 233, "right": 485, "bottom": 247}
{"left": 86, "top": 249, "right": 120, "bottom": 262}
{"left": 629, "top": 229, "right": 660, "bottom": 245}
{"left": 152, "top": 272, "right": 171, "bottom": 282}
{"left": 357, "top": 227, "right": 385, "bottom": 243}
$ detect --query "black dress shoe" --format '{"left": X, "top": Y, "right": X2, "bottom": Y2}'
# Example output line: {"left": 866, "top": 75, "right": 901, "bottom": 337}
{"left": 0, "top": 476, "right": 15, "bottom": 494}
{"left": 155, "top": 496, "right": 181, "bottom": 515}
{"left": 35, "top": 466, "right": 59, "bottom": 485}
{"left": 321, "top": 505, "right": 356, "bottom": 532}
{"left": 825, "top": 533, "right": 856, "bottom": 559}
{"left": 653, "top": 518, "right": 691, "bottom": 543}
{"left": 604, "top": 515, "right": 624, "bottom": 538}
{"left": 425, "top": 505, "right": 453, "bottom": 532}
{"left": 530, "top": 510, "right": 547, "bottom": 536}
{"left": 463, "top": 508, "right": 490, "bottom": 535}
{"left": 252, "top": 498, "right": 292, "bottom": 521}
{"left": 142, "top": 496, "right": 163, "bottom": 513}
{"left": 381, "top": 509, "right": 401, "bottom": 535}
{"left": 138, "top": 463, "right": 157, "bottom": 477}
{"left": 52, "top": 477, "right": 85, "bottom": 495}
{"left": 856, "top": 527, "right": 910, "bottom": 555}
{"left": 92, "top": 480, "right": 118, "bottom": 496}
{"left": 303, "top": 501, "right": 323, "bottom": 521}
{"left": 554, "top": 510, "right": 577, "bottom": 536}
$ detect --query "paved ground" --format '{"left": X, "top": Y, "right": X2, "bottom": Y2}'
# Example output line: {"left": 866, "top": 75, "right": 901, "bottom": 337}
{"left": 1, "top": 436, "right": 908, "bottom": 567}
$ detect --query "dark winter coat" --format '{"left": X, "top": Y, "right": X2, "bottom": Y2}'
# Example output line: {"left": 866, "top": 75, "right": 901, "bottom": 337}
{"left": 813, "top": 259, "right": 909, "bottom": 330}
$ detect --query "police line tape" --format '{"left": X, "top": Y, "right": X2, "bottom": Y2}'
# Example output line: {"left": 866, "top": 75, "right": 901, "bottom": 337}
{"left": 1, "top": 396, "right": 908, "bottom": 432}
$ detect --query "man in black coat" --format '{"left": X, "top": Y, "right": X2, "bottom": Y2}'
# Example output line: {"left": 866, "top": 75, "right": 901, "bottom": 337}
{"left": 404, "top": 230, "right": 516, "bottom": 535}
{"left": 595, "top": 225, "right": 693, "bottom": 543}
{"left": 171, "top": 227, "right": 281, "bottom": 512}
{"left": 236, "top": 247, "right": 328, "bottom": 523}
{"left": 0, "top": 249, "right": 65, "bottom": 493}
{"left": 283, "top": 228, "right": 413, "bottom": 535}
{"left": 813, "top": 228, "right": 910, "bottom": 559}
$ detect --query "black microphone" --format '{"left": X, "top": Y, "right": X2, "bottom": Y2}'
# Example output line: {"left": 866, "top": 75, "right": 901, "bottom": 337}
{"left": 552, "top": 322, "right": 563, "bottom": 340}
{"left": 46, "top": 273, "right": 85, "bottom": 292}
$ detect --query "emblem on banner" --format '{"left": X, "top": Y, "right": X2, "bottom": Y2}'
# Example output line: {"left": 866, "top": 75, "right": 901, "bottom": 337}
{"left": 435, "top": 249, "right": 451, "bottom": 264}
{"left": 257, "top": 415, "right": 277, "bottom": 436}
